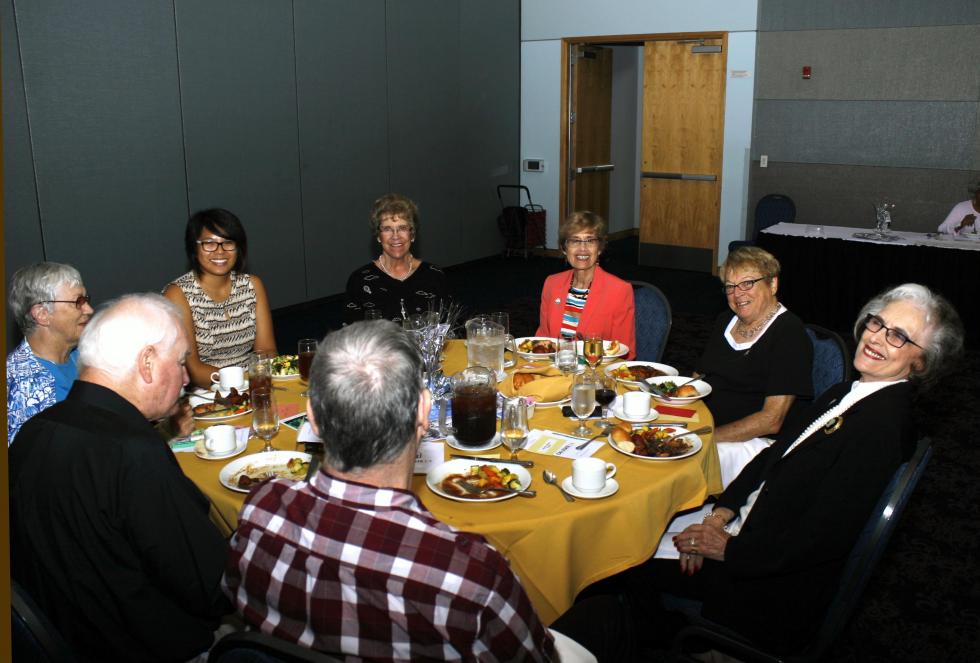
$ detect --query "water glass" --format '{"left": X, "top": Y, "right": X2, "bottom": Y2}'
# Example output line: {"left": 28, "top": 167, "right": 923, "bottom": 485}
{"left": 571, "top": 372, "right": 596, "bottom": 437}
{"left": 557, "top": 338, "right": 578, "bottom": 375}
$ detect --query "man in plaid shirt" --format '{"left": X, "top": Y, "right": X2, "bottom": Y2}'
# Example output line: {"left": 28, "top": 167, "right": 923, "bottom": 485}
{"left": 223, "top": 320, "right": 559, "bottom": 661}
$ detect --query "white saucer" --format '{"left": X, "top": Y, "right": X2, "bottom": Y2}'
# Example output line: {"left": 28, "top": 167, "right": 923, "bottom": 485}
{"left": 445, "top": 433, "right": 502, "bottom": 452}
{"left": 194, "top": 437, "right": 248, "bottom": 461}
{"left": 609, "top": 396, "right": 659, "bottom": 423}
{"left": 561, "top": 476, "right": 620, "bottom": 499}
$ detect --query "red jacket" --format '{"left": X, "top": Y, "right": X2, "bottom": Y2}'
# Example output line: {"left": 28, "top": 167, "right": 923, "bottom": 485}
{"left": 536, "top": 265, "right": 636, "bottom": 360}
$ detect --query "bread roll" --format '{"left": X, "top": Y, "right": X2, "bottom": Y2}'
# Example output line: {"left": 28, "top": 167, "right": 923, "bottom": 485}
{"left": 675, "top": 384, "right": 699, "bottom": 398}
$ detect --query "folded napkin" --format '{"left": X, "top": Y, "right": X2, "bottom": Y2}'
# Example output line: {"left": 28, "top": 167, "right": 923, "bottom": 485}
{"left": 500, "top": 365, "right": 571, "bottom": 402}
{"left": 656, "top": 404, "right": 697, "bottom": 419}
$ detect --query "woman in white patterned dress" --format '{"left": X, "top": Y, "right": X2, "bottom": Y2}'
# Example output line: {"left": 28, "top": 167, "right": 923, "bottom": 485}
{"left": 164, "top": 209, "right": 276, "bottom": 389}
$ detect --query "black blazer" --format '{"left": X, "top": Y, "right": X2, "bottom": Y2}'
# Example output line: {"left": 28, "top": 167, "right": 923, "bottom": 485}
{"left": 703, "top": 380, "right": 916, "bottom": 653}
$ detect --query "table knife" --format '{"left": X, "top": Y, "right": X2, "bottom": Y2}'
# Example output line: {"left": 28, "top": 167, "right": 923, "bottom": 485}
{"left": 449, "top": 453, "right": 534, "bottom": 468}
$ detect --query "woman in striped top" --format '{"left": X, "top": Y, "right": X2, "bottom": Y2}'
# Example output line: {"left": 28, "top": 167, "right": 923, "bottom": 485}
{"left": 164, "top": 209, "right": 277, "bottom": 388}
{"left": 536, "top": 211, "right": 636, "bottom": 359}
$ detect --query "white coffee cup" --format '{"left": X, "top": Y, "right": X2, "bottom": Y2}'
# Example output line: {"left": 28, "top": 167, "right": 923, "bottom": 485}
{"left": 572, "top": 457, "right": 617, "bottom": 493}
{"left": 622, "top": 391, "right": 651, "bottom": 418}
{"left": 210, "top": 366, "right": 245, "bottom": 392}
{"left": 204, "top": 425, "right": 237, "bottom": 455}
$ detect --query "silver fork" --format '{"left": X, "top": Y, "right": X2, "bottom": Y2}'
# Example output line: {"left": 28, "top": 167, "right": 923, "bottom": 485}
{"left": 574, "top": 431, "right": 607, "bottom": 451}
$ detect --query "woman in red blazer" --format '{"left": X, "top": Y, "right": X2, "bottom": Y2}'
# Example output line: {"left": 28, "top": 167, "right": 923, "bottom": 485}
{"left": 536, "top": 211, "right": 636, "bottom": 359}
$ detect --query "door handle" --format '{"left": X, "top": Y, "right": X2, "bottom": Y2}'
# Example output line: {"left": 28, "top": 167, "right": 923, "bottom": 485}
{"left": 575, "top": 164, "right": 615, "bottom": 174}
{"left": 641, "top": 171, "right": 716, "bottom": 181}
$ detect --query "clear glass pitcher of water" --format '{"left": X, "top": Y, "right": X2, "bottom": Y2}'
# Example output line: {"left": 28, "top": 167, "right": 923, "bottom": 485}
{"left": 465, "top": 317, "right": 506, "bottom": 377}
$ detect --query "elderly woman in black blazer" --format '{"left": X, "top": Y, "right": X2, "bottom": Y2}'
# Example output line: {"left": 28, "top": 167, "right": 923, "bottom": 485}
{"left": 632, "top": 283, "right": 963, "bottom": 654}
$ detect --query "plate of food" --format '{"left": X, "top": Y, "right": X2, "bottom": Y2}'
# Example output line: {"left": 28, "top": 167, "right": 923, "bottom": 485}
{"left": 575, "top": 339, "right": 629, "bottom": 362}
{"left": 190, "top": 391, "right": 253, "bottom": 421}
{"left": 514, "top": 337, "right": 558, "bottom": 359}
{"left": 605, "top": 361, "right": 679, "bottom": 386}
{"left": 219, "top": 451, "right": 312, "bottom": 493}
{"left": 271, "top": 354, "right": 300, "bottom": 380}
{"left": 426, "top": 459, "right": 532, "bottom": 502}
{"left": 608, "top": 424, "right": 702, "bottom": 461}
{"left": 644, "top": 376, "right": 712, "bottom": 404}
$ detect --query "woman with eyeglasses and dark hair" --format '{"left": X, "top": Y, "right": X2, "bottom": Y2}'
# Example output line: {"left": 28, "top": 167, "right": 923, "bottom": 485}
{"left": 7, "top": 262, "right": 94, "bottom": 444}
{"left": 629, "top": 283, "right": 963, "bottom": 656}
{"left": 343, "top": 193, "right": 448, "bottom": 324}
{"left": 164, "top": 208, "right": 276, "bottom": 388}
{"left": 536, "top": 210, "right": 636, "bottom": 358}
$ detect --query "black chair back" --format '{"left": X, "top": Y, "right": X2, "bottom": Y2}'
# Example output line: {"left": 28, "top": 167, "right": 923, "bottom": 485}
{"left": 670, "top": 438, "right": 933, "bottom": 662}
{"left": 728, "top": 193, "right": 797, "bottom": 253}
{"left": 11, "top": 580, "right": 77, "bottom": 663}
{"left": 209, "top": 631, "right": 344, "bottom": 663}
{"left": 631, "top": 280, "right": 672, "bottom": 362}
{"left": 805, "top": 323, "right": 852, "bottom": 398}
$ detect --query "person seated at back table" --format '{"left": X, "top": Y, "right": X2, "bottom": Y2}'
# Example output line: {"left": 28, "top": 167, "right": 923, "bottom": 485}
{"left": 536, "top": 211, "right": 636, "bottom": 359}
{"left": 344, "top": 193, "right": 448, "bottom": 324}
{"left": 164, "top": 208, "right": 277, "bottom": 389}
{"left": 9, "top": 293, "right": 231, "bottom": 662}
{"left": 937, "top": 178, "right": 980, "bottom": 236}
{"left": 6, "top": 262, "right": 94, "bottom": 445}
{"left": 626, "top": 283, "right": 963, "bottom": 656}
{"left": 224, "top": 320, "right": 630, "bottom": 662}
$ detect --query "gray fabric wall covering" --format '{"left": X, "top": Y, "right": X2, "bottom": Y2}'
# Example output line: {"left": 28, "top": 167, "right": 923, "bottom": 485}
{"left": 750, "top": 1, "right": 980, "bottom": 233}
{"left": 3, "top": 0, "right": 519, "bottom": 345}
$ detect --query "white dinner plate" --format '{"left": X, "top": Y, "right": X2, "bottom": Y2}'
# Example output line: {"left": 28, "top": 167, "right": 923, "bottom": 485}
{"left": 445, "top": 433, "right": 502, "bottom": 452}
{"left": 605, "top": 361, "right": 679, "bottom": 387}
{"left": 272, "top": 373, "right": 301, "bottom": 382}
{"left": 561, "top": 476, "right": 620, "bottom": 499}
{"left": 426, "top": 458, "right": 532, "bottom": 503}
{"left": 608, "top": 396, "right": 660, "bottom": 423}
{"left": 643, "top": 376, "right": 712, "bottom": 405}
{"left": 606, "top": 430, "right": 703, "bottom": 461}
{"left": 513, "top": 337, "right": 559, "bottom": 360}
{"left": 219, "top": 451, "right": 313, "bottom": 493}
{"left": 575, "top": 340, "right": 630, "bottom": 363}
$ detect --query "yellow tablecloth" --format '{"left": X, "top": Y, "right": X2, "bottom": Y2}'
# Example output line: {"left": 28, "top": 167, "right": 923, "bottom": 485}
{"left": 177, "top": 340, "right": 722, "bottom": 624}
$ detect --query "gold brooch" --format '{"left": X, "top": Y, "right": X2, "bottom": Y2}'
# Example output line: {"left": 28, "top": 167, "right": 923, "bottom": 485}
{"left": 823, "top": 416, "right": 843, "bottom": 434}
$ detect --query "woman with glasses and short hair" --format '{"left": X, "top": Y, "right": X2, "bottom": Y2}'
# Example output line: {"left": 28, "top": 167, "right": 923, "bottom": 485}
{"left": 343, "top": 193, "right": 448, "bottom": 324}
{"left": 164, "top": 208, "right": 276, "bottom": 389}
{"left": 536, "top": 211, "right": 636, "bottom": 358}
{"left": 7, "top": 262, "right": 94, "bottom": 444}
{"left": 631, "top": 284, "right": 963, "bottom": 655}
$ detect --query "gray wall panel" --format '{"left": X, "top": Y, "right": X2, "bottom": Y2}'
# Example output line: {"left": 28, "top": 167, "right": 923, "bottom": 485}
{"left": 13, "top": 0, "right": 187, "bottom": 303}
{"left": 175, "top": 0, "right": 304, "bottom": 308}
{"left": 457, "top": 0, "right": 521, "bottom": 260}
{"left": 756, "top": 26, "right": 980, "bottom": 101}
{"left": 748, "top": 162, "right": 979, "bottom": 233}
{"left": 386, "top": 0, "right": 463, "bottom": 267}
{"left": 753, "top": 100, "right": 977, "bottom": 169}
{"left": 760, "top": 0, "right": 980, "bottom": 31}
{"left": 294, "top": 0, "right": 389, "bottom": 301}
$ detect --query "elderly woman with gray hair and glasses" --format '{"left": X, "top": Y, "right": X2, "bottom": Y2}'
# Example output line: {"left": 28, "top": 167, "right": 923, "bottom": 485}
{"left": 628, "top": 283, "right": 964, "bottom": 655}
{"left": 6, "top": 262, "right": 94, "bottom": 445}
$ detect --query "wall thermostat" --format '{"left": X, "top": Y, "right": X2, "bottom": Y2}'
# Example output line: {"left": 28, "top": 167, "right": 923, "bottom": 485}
{"left": 523, "top": 159, "right": 545, "bottom": 172}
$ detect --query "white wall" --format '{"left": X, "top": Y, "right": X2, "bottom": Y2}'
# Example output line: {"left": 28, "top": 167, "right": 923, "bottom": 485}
{"left": 520, "top": 0, "right": 759, "bottom": 257}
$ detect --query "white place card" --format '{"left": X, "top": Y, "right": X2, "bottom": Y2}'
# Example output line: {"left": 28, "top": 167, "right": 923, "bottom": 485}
{"left": 414, "top": 441, "right": 444, "bottom": 474}
{"left": 524, "top": 430, "right": 603, "bottom": 459}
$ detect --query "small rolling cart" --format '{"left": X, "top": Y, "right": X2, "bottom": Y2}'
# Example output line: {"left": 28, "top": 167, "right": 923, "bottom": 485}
{"left": 496, "top": 184, "right": 546, "bottom": 258}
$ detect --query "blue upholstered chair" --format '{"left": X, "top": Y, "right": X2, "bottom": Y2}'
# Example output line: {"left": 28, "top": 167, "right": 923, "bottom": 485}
{"left": 209, "top": 631, "right": 344, "bottom": 663}
{"left": 11, "top": 580, "right": 77, "bottom": 663}
{"left": 670, "top": 438, "right": 933, "bottom": 662}
{"left": 806, "top": 323, "right": 851, "bottom": 399}
{"left": 729, "top": 193, "right": 797, "bottom": 252}
{"left": 631, "top": 280, "right": 672, "bottom": 362}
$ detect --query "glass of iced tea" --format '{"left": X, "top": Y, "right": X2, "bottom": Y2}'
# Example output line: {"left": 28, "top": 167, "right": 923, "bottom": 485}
{"left": 298, "top": 339, "right": 317, "bottom": 396}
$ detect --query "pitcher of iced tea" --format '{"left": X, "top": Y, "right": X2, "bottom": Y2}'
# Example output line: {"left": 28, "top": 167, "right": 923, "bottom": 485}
{"left": 450, "top": 366, "right": 497, "bottom": 447}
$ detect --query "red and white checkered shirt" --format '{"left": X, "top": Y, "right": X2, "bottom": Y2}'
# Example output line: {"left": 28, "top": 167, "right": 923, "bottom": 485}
{"left": 223, "top": 470, "right": 557, "bottom": 662}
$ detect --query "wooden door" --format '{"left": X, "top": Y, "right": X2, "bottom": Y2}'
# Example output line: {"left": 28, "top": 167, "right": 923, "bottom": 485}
{"left": 569, "top": 45, "right": 613, "bottom": 221}
{"left": 639, "top": 37, "right": 727, "bottom": 272}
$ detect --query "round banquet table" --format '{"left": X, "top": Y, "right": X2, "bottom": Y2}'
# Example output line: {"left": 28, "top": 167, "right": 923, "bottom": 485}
{"left": 176, "top": 339, "right": 722, "bottom": 624}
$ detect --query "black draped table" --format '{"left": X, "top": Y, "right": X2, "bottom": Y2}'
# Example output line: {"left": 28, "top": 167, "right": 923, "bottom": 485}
{"left": 757, "top": 223, "right": 979, "bottom": 345}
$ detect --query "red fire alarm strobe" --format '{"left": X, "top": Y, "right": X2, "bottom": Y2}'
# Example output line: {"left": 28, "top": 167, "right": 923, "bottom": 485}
{"left": 802, "top": 66, "right": 812, "bottom": 79}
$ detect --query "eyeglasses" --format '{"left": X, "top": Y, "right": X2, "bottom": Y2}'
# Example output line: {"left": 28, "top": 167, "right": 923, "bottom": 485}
{"left": 36, "top": 295, "right": 91, "bottom": 310}
{"left": 565, "top": 238, "right": 599, "bottom": 249}
{"left": 197, "top": 239, "right": 237, "bottom": 252}
{"left": 862, "top": 314, "right": 921, "bottom": 349}
{"left": 379, "top": 225, "right": 412, "bottom": 236}
{"left": 723, "top": 277, "right": 768, "bottom": 295}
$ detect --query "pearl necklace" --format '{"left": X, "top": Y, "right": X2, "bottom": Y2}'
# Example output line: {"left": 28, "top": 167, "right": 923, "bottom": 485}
{"left": 734, "top": 303, "right": 780, "bottom": 340}
{"left": 377, "top": 253, "right": 417, "bottom": 281}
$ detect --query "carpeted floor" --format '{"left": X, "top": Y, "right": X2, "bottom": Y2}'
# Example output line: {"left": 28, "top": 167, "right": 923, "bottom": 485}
{"left": 273, "top": 237, "right": 979, "bottom": 662}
